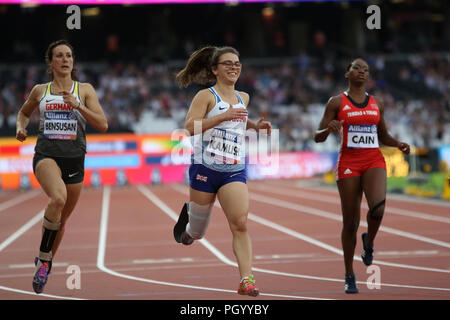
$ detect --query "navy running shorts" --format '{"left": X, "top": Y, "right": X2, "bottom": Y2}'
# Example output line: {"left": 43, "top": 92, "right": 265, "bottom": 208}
{"left": 189, "top": 164, "right": 247, "bottom": 194}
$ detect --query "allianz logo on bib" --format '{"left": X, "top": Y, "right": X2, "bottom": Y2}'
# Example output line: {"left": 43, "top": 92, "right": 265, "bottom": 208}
{"left": 348, "top": 124, "right": 377, "bottom": 134}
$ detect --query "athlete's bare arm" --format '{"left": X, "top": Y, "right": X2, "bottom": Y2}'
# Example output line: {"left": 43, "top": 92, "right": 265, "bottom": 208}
{"left": 314, "top": 95, "right": 342, "bottom": 143}
{"left": 374, "top": 96, "right": 410, "bottom": 154}
{"left": 62, "top": 83, "right": 108, "bottom": 132}
{"left": 16, "top": 84, "right": 46, "bottom": 142}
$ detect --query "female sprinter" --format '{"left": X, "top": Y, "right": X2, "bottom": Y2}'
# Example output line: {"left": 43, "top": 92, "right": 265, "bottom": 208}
{"left": 16, "top": 40, "right": 108, "bottom": 294}
{"left": 173, "top": 46, "right": 272, "bottom": 297}
{"left": 314, "top": 58, "right": 410, "bottom": 293}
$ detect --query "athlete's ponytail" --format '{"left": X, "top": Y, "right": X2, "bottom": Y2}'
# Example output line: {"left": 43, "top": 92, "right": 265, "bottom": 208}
{"left": 45, "top": 40, "right": 78, "bottom": 81}
{"left": 176, "top": 46, "right": 239, "bottom": 88}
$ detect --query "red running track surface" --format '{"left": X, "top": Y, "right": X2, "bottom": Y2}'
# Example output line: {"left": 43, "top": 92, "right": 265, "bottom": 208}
{"left": 0, "top": 179, "right": 449, "bottom": 301}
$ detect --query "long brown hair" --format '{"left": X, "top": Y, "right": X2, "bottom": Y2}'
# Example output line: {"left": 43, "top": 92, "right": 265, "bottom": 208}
{"left": 175, "top": 46, "right": 240, "bottom": 88}
{"left": 45, "top": 40, "right": 78, "bottom": 80}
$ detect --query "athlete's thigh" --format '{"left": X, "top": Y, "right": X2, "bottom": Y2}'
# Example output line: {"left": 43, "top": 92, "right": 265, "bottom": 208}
{"left": 361, "top": 167, "right": 386, "bottom": 207}
{"left": 337, "top": 175, "right": 363, "bottom": 218}
{"left": 60, "top": 183, "right": 83, "bottom": 222}
{"left": 35, "top": 158, "right": 66, "bottom": 199}
{"left": 190, "top": 187, "right": 216, "bottom": 205}
{"left": 217, "top": 182, "right": 249, "bottom": 221}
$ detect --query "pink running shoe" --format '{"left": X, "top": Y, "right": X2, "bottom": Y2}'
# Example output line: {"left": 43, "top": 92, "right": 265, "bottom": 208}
{"left": 237, "top": 274, "right": 260, "bottom": 297}
{"left": 32, "top": 257, "right": 52, "bottom": 294}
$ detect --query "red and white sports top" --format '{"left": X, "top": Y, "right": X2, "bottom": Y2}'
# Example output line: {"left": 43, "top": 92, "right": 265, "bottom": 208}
{"left": 337, "top": 91, "right": 381, "bottom": 157}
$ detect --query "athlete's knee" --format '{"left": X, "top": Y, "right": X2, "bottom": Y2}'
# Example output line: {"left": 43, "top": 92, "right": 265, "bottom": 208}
{"left": 48, "top": 192, "right": 67, "bottom": 212}
{"left": 342, "top": 218, "right": 359, "bottom": 235}
{"left": 185, "top": 201, "right": 214, "bottom": 240}
{"left": 368, "top": 199, "right": 385, "bottom": 221}
{"left": 228, "top": 214, "right": 248, "bottom": 233}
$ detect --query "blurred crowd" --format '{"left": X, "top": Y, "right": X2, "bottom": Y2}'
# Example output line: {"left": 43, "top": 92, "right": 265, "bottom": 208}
{"left": 1, "top": 52, "right": 449, "bottom": 152}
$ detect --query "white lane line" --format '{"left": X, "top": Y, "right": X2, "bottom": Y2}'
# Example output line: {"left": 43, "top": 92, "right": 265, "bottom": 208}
{"left": 290, "top": 180, "right": 450, "bottom": 208}
{"left": 248, "top": 191, "right": 450, "bottom": 249}
{"left": 248, "top": 212, "right": 450, "bottom": 274}
{"left": 132, "top": 258, "right": 194, "bottom": 264}
{"left": 0, "top": 210, "right": 86, "bottom": 300}
{"left": 168, "top": 184, "right": 450, "bottom": 291}
{"left": 0, "top": 210, "right": 44, "bottom": 252}
{"left": 0, "top": 190, "right": 41, "bottom": 214}
{"left": 255, "top": 253, "right": 318, "bottom": 260}
{"left": 377, "top": 250, "right": 439, "bottom": 256}
{"left": 135, "top": 185, "right": 331, "bottom": 300}
{"left": 0, "top": 285, "right": 85, "bottom": 300}
{"left": 97, "top": 186, "right": 328, "bottom": 300}
{"left": 251, "top": 184, "right": 450, "bottom": 224}
{"left": 9, "top": 262, "right": 69, "bottom": 269}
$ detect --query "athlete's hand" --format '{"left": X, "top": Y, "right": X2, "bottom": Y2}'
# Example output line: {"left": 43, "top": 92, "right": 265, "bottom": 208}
{"left": 256, "top": 117, "right": 272, "bottom": 135}
{"left": 16, "top": 127, "right": 27, "bottom": 142}
{"left": 62, "top": 91, "right": 80, "bottom": 109}
{"left": 397, "top": 142, "right": 410, "bottom": 155}
{"left": 222, "top": 104, "right": 248, "bottom": 122}
{"left": 327, "top": 120, "right": 344, "bottom": 132}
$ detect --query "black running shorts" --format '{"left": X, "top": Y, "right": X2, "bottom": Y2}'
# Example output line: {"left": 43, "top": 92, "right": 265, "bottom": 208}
{"left": 33, "top": 152, "right": 85, "bottom": 184}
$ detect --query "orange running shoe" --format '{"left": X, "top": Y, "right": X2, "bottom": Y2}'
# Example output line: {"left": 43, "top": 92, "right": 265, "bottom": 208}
{"left": 237, "top": 274, "right": 260, "bottom": 297}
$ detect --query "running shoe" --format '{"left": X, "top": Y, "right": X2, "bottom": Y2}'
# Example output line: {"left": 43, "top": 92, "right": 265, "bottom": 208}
{"left": 173, "top": 203, "right": 193, "bottom": 245}
{"left": 32, "top": 257, "right": 52, "bottom": 294}
{"left": 237, "top": 274, "right": 260, "bottom": 297}
{"left": 361, "top": 232, "right": 374, "bottom": 266}
{"left": 344, "top": 274, "right": 359, "bottom": 294}
{"left": 180, "top": 231, "right": 194, "bottom": 245}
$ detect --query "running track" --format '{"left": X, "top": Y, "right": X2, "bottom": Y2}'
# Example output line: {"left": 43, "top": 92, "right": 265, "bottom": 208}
{"left": 0, "top": 179, "right": 449, "bottom": 301}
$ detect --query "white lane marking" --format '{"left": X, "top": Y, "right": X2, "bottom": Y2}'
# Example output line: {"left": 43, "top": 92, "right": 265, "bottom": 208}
{"left": 248, "top": 191, "right": 450, "bottom": 249}
{"left": 0, "top": 210, "right": 86, "bottom": 299}
{"left": 132, "top": 257, "right": 194, "bottom": 264}
{"left": 255, "top": 253, "right": 318, "bottom": 260}
{"left": 168, "top": 184, "right": 450, "bottom": 291}
{"left": 290, "top": 180, "right": 450, "bottom": 208}
{"left": 9, "top": 262, "right": 69, "bottom": 269}
{"left": 134, "top": 185, "right": 331, "bottom": 300}
{"left": 0, "top": 190, "right": 41, "bottom": 213}
{"left": 251, "top": 184, "right": 450, "bottom": 224}
{"left": 377, "top": 250, "right": 439, "bottom": 256}
{"left": 247, "top": 212, "right": 450, "bottom": 274}
{"left": 0, "top": 285, "right": 85, "bottom": 300}
{"left": 0, "top": 210, "right": 44, "bottom": 252}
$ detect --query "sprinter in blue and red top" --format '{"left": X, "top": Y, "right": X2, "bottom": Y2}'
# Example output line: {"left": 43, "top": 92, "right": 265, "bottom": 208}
{"left": 314, "top": 58, "right": 410, "bottom": 294}
{"left": 173, "top": 46, "right": 272, "bottom": 297}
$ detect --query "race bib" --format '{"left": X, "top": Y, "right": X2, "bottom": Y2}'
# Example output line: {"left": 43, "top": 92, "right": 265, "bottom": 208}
{"left": 43, "top": 111, "right": 78, "bottom": 140}
{"left": 205, "top": 128, "right": 242, "bottom": 164}
{"left": 347, "top": 124, "right": 379, "bottom": 148}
